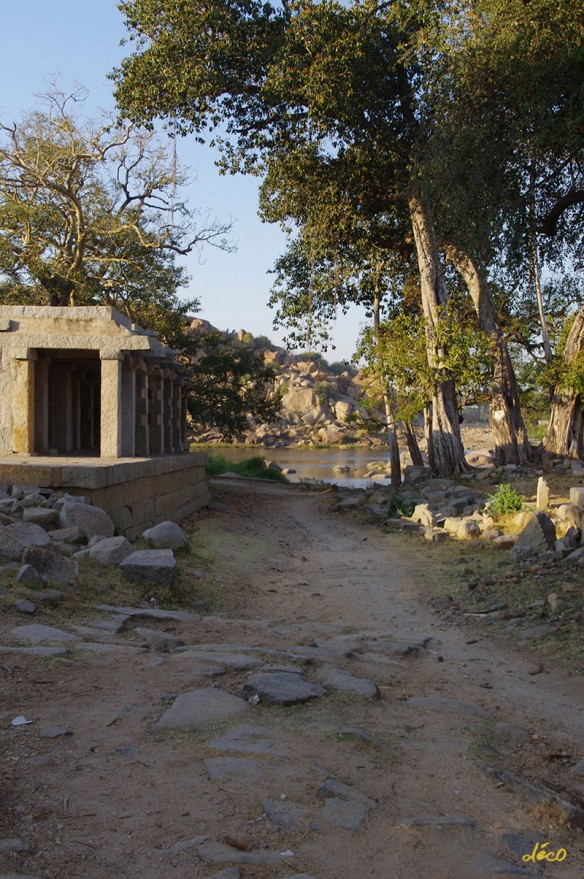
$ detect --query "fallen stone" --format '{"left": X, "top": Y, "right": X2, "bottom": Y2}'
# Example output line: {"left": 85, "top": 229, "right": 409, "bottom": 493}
{"left": 196, "top": 842, "right": 284, "bottom": 865}
{"left": 520, "top": 624, "right": 556, "bottom": 640}
{"left": 88, "top": 536, "right": 133, "bottom": 566}
{"left": 47, "top": 527, "right": 86, "bottom": 544}
{"left": 0, "top": 522, "right": 52, "bottom": 559}
{"left": 142, "top": 521, "right": 187, "bottom": 550}
{"left": 406, "top": 696, "right": 492, "bottom": 719}
{"left": 15, "top": 600, "right": 36, "bottom": 615}
{"left": 411, "top": 503, "right": 440, "bottom": 527}
{"left": 16, "top": 565, "right": 47, "bottom": 588}
{"left": 134, "top": 627, "right": 185, "bottom": 652}
{"left": 511, "top": 512, "right": 556, "bottom": 559}
{"left": 208, "top": 724, "right": 288, "bottom": 757}
{"left": 39, "top": 726, "right": 73, "bottom": 739}
{"left": 120, "top": 550, "right": 176, "bottom": 586}
{"left": 10, "top": 624, "right": 79, "bottom": 644}
{"left": 0, "top": 837, "right": 34, "bottom": 853}
{"left": 263, "top": 799, "right": 311, "bottom": 832}
{"left": 97, "top": 604, "right": 199, "bottom": 623}
{"left": 188, "top": 650, "right": 262, "bottom": 671}
{"left": 59, "top": 502, "right": 115, "bottom": 540}
{"left": 242, "top": 672, "right": 327, "bottom": 706}
{"left": 571, "top": 757, "right": 584, "bottom": 776}
{"left": 319, "top": 666, "right": 380, "bottom": 699}
{"left": 22, "top": 507, "right": 60, "bottom": 529}
{"left": 153, "top": 688, "right": 249, "bottom": 731}
{"left": 569, "top": 486, "right": 584, "bottom": 509}
{"left": 21, "top": 546, "right": 79, "bottom": 586}
{"left": 321, "top": 797, "right": 369, "bottom": 831}
{"left": 204, "top": 757, "right": 264, "bottom": 782}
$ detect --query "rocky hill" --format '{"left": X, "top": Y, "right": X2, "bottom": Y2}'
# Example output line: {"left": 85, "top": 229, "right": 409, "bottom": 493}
{"left": 187, "top": 320, "right": 380, "bottom": 447}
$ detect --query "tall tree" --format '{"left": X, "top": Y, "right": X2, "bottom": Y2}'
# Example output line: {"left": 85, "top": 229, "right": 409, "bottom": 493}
{"left": 0, "top": 86, "right": 232, "bottom": 339}
{"left": 114, "top": 0, "right": 473, "bottom": 475}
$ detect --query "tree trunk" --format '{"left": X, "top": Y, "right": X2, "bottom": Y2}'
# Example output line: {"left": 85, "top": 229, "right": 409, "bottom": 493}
{"left": 408, "top": 190, "right": 469, "bottom": 476}
{"left": 403, "top": 420, "right": 424, "bottom": 466}
{"left": 444, "top": 246, "right": 533, "bottom": 466}
{"left": 544, "top": 306, "right": 584, "bottom": 459}
{"left": 373, "top": 283, "right": 401, "bottom": 487}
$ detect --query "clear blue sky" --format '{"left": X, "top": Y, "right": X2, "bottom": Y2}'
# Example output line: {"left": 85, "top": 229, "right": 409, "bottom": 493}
{"left": 0, "top": 1, "right": 367, "bottom": 360}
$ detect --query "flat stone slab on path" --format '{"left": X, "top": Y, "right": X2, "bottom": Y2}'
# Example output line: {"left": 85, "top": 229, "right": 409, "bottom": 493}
{"left": 208, "top": 724, "right": 288, "bottom": 757}
{"left": 97, "top": 604, "right": 200, "bottom": 623}
{"left": 319, "top": 666, "right": 380, "bottom": 698}
{"left": 153, "top": 688, "right": 250, "bottom": 731}
{"left": 242, "top": 672, "right": 327, "bottom": 706}
{"left": 262, "top": 799, "right": 311, "bottom": 832}
{"left": 9, "top": 624, "right": 79, "bottom": 644}
{"left": 196, "top": 842, "right": 285, "bottom": 865}
{"left": 321, "top": 797, "right": 370, "bottom": 831}
{"left": 204, "top": 756, "right": 264, "bottom": 783}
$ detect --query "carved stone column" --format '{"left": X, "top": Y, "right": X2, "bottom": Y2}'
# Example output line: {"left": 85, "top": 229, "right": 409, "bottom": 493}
{"left": 100, "top": 353, "right": 123, "bottom": 458}
{"left": 11, "top": 349, "right": 36, "bottom": 454}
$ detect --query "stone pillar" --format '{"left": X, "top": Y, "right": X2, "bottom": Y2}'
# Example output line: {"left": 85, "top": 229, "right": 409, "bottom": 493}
{"left": 34, "top": 358, "right": 50, "bottom": 453}
{"left": 181, "top": 387, "right": 189, "bottom": 450}
{"left": 100, "top": 353, "right": 123, "bottom": 458}
{"left": 121, "top": 358, "right": 136, "bottom": 457}
{"left": 162, "top": 369, "right": 173, "bottom": 454}
{"left": 134, "top": 361, "right": 149, "bottom": 457}
{"left": 11, "top": 349, "right": 36, "bottom": 454}
{"left": 172, "top": 380, "right": 182, "bottom": 452}
{"left": 148, "top": 366, "right": 164, "bottom": 455}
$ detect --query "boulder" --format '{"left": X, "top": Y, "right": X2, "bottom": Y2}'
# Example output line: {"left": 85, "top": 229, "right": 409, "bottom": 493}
{"left": 120, "top": 549, "right": 177, "bottom": 585}
{"left": 555, "top": 503, "right": 582, "bottom": 528}
{"left": 0, "top": 522, "right": 52, "bottom": 560}
{"left": 142, "top": 521, "right": 187, "bottom": 550}
{"left": 16, "top": 564, "right": 47, "bottom": 587}
{"left": 21, "top": 546, "right": 79, "bottom": 586}
{"left": 411, "top": 503, "right": 439, "bottom": 528}
{"left": 570, "top": 486, "right": 584, "bottom": 510}
{"left": 23, "top": 507, "right": 60, "bottom": 529}
{"left": 511, "top": 512, "right": 556, "bottom": 560}
{"left": 59, "top": 502, "right": 115, "bottom": 540}
{"left": 88, "top": 536, "right": 133, "bottom": 566}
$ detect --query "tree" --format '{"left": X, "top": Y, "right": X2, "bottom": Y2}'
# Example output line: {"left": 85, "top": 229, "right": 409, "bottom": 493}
{"left": 0, "top": 86, "right": 232, "bottom": 339}
{"left": 114, "top": 0, "right": 474, "bottom": 476}
{"left": 187, "top": 331, "right": 283, "bottom": 439}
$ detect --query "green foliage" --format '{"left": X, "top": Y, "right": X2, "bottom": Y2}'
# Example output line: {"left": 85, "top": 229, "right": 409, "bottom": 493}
{"left": 486, "top": 483, "right": 525, "bottom": 515}
{"left": 205, "top": 453, "right": 288, "bottom": 482}
{"left": 0, "top": 87, "right": 232, "bottom": 334}
{"left": 386, "top": 494, "right": 416, "bottom": 518}
{"left": 187, "top": 332, "right": 282, "bottom": 440}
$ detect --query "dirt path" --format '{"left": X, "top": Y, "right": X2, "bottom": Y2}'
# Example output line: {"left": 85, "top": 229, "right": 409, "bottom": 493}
{"left": 1, "top": 479, "right": 584, "bottom": 879}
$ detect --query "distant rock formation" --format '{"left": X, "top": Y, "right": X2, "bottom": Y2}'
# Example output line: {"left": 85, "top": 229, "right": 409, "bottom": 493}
{"left": 186, "top": 321, "right": 382, "bottom": 448}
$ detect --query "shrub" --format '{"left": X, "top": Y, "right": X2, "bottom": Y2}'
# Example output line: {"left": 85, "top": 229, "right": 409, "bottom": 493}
{"left": 205, "top": 453, "right": 288, "bottom": 482}
{"left": 486, "top": 483, "right": 524, "bottom": 515}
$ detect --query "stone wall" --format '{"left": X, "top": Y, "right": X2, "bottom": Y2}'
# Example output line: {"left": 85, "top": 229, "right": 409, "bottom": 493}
{"left": 0, "top": 453, "right": 209, "bottom": 539}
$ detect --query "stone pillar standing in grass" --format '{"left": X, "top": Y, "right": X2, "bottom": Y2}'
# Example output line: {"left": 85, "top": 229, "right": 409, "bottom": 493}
{"left": 536, "top": 476, "right": 550, "bottom": 511}
{"left": 100, "top": 352, "right": 123, "bottom": 458}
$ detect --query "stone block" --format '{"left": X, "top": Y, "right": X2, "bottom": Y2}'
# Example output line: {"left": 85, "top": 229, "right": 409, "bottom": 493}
{"left": 570, "top": 486, "right": 584, "bottom": 510}
{"left": 120, "top": 549, "right": 176, "bottom": 585}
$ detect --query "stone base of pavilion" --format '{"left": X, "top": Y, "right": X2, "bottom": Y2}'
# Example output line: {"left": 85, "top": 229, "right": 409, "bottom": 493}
{"left": 0, "top": 452, "right": 209, "bottom": 539}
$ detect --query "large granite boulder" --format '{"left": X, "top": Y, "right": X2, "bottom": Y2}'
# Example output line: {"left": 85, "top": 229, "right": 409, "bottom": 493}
{"left": 88, "top": 536, "right": 133, "bottom": 566}
{"left": 511, "top": 512, "right": 556, "bottom": 560}
{"left": 0, "top": 522, "right": 53, "bottom": 560}
{"left": 21, "top": 546, "right": 79, "bottom": 586}
{"left": 59, "top": 502, "right": 115, "bottom": 540}
{"left": 142, "top": 521, "right": 187, "bottom": 550}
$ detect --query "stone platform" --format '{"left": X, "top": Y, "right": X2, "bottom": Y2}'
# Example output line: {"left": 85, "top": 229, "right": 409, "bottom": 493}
{"left": 0, "top": 453, "right": 209, "bottom": 539}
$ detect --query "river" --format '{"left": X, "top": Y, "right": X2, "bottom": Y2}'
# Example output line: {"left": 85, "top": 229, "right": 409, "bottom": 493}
{"left": 207, "top": 445, "right": 393, "bottom": 489}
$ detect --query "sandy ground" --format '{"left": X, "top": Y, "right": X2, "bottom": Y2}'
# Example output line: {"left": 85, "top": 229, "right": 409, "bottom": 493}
{"left": 1, "top": 478, "right": 584, "bottom": 879}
